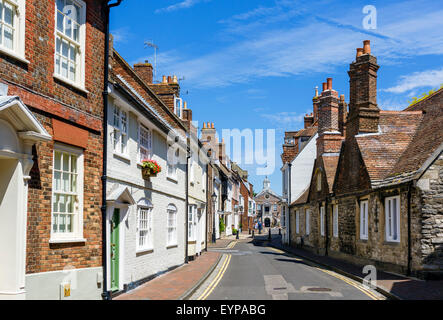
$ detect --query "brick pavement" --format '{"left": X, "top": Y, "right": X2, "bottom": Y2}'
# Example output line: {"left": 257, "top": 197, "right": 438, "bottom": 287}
{"left": 114, "top": 251, "right": 220, "bottom": 300}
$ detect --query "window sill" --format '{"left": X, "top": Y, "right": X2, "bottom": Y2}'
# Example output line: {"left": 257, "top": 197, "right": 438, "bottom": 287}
{"left": 167, "top": 176, "right": 178, "bottom": 183}
{"left": 384, "top": 240, "right": 400, "bottom": 245}
{"left": 166, "top": 244, "right": 178, "bottom": 249}
{"left": 53, "top": 74, "right": 89, "bottom": 94}
{"left": 0, "top": 48, "right": 30, "bottom": 65}
{"left": 49, "top": 238, "right": 86, "bottom": 244}
{"left": 136, "top": 248, "right": 154, "bottom": 256}
{"left": 113, "top": 152, "right": 131, "bottom": 162}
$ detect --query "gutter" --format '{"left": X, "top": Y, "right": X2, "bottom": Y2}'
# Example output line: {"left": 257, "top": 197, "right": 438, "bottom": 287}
{"left": 102, "top": 0, "right": 122, "bottom": 301}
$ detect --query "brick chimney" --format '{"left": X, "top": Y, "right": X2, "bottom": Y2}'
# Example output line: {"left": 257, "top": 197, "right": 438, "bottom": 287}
{"left": 201, "top": 122, "right": 219, "bottom": 161}
{"left": 304, "top": 113, "right": 314, "bottom": 128}
{"left": 149, "top": 74, "right": 181, "bottom": 114}
{"left": 347, "top": 40, "right": 380, "bottom": 136}
{"left": 133, "top": 61, "right": 153, "bottom": 84}
{"left": 316, "top": 78, "right": 344, "bottom": 156}
{"left": 313, "top": 86, "right": 320, "bottom": 122}
{"left": 219, "top": 138, "right": 227, "bottom": 165}
{"left": 338, "top": 94, "right": 348, "bottom": 135}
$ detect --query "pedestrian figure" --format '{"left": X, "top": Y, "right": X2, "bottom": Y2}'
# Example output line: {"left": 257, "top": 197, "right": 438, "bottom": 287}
{"left": 258, "top": 221, "right": 262, "bottom": 234}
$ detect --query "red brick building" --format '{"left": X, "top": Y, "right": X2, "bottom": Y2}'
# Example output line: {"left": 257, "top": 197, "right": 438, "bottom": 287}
{"left": 0, "top": 0, "right": 111, "bottom": 300}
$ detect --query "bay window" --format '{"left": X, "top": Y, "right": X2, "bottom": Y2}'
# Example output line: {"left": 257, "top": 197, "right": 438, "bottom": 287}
{"left": 54, "top": 0, "right": 86, "bottom": 88}
{"left": 51, "top": 144, "right": 84, "bottom": 242}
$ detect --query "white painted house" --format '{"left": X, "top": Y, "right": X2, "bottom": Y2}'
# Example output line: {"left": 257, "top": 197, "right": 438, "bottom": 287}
{"left": 281, "top": 133, "right": 318, "bottom": 244}
{"left": 105, "top": 79, "right": 187, "bottom": 294}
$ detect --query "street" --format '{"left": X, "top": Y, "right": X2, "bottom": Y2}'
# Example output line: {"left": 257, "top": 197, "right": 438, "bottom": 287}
{"left": 191, "top": 230, "right": 384, "bottom": 300}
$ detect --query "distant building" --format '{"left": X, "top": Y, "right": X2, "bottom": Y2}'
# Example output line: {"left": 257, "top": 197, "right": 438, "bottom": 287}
{"left": 254, "top": 178, "right": 282, "bottom": 228}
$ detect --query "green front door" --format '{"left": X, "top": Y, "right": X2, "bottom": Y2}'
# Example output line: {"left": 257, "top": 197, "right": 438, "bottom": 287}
{"left": 110, "top": 208, "right": 120, "bottom": 292}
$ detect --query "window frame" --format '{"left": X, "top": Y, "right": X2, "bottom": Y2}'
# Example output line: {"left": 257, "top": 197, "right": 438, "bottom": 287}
{"left": 295, "top": 210, "right": 300, "bottom": 234}
{"left": 167, "top": 146, "right": 179, "bottom": 180}
{"left": 333, "top": 204, "right": 338, "bottom": 238}
{"left": 167, "top": 204, "right": 178, "bottom": 247}
{"left": 360, "top": 200, "right": 369, "bottom": 240}
{"left": 385, "top": 196, "right": 400, "bottom": 243}
{"left": 188, "top": 205, "right": 197, "bottom": 241}
{"left": 0, "top": 0, "right": 28, "bottom": 64}
{"left": 138, "top": 123, "right": 152, "bottom": 163}
{"left": 174, "top": 96, "right": 183, "bottom": 118}
{"left": 320, "top": 206, "right": 325, "bottom": 236}
{"left": 306, "top": 209, "right": 310, "bottom": 235}
{"left": 50, "top": 143, "right": 85, "bottom": 243}
{"left": 111, "top": 104, "right": 129, "bottom": 158}
{"left": 137, "top": 204, "right": 153, "bottom": 252}
{"left": 53, "top": 0, "right": 87, "bottom": 91}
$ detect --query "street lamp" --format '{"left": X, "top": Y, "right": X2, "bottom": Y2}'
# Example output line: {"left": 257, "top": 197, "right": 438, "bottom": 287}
{"left": 211, "top": 191, "right": 217, "bottom": 243}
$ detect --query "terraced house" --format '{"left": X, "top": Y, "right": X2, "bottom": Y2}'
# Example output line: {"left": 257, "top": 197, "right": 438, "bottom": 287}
{"left": 286, "top": 40, "right": 443, "bottom": 279}
{"left": 0, "top": 0, "right": 113, "bottom": 299}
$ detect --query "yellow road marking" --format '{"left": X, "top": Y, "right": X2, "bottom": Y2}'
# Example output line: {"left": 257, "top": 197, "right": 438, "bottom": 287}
{"left": 197, "top": 254, "right": 232, "bottom": 300}
{"left": 267, "top": 246, "right": 381, "bottom": 300}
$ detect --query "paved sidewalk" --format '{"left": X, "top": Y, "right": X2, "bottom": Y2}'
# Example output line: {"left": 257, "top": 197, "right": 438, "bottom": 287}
{"left": 257, "top": 234, "right": 443, "bottom": 300}
{"left": 114, "top": 251, "right": 221, "bottom": 300}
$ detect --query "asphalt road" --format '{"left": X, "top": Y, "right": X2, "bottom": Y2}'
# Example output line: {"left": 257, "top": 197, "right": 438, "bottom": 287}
{"left": 193, "top": 234, "right": 383, "bottom": 300}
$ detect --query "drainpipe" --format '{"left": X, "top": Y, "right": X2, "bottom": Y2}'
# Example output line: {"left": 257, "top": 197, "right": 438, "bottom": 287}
{"left": 185, "top": 148, "right": 190, "bottom": 263}
{"left": 288, "top": 163, "right": 292, "bottom": 245}
{"left": 407, "top": 182, "right": 413, "bottom": 276}
{"left": 101, "top": 0, "right": 122, "bottom": 301}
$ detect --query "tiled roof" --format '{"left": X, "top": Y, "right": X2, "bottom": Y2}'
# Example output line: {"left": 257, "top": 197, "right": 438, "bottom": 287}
{"left": 295, "top": 126, "right": 317, "bottom": 138}
{"left": 291, "top": 186, "right": 310, "bottom": 206}
{"left": 356, "top": 110, "right": 424, "bottom": 184}
{"left": 322, "top": 155, "right": 340, "bottom": 193}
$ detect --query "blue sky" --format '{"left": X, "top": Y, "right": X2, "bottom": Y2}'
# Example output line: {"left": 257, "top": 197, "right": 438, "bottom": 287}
{"left": 110, "top": 0, "right": 443, "bottom": 195}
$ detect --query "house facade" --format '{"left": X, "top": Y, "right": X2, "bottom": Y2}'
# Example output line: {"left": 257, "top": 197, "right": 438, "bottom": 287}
{"left": 0, "top": 0, "right": 109, "bottom": 300}
{"left": 104, "top": 51, "right": 188, "bottom": 294}
{"left": 255, "top": 178, "right": 282, "bottom": 228}
{"left": 288, "top": 40, "right": 443, "bottom": 279}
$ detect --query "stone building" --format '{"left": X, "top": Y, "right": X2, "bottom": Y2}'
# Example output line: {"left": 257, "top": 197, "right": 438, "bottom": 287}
{"left": 288, "top": 40, "right": 443, "bottom": 279}
{"left": 255, "top": 177, "right": 282, "bottom": 228}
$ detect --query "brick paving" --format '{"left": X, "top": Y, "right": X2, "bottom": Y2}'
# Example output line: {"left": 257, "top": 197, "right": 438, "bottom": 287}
{"left": 262, "top": 234, "right": 443, "bottom": 300}
{"left": 114, "top": 251, "right": 220, "bottom": 300}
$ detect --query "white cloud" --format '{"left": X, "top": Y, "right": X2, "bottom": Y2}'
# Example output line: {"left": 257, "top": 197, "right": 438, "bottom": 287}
{"left": 111, "top": 27, "right": 132, "bottom": 44}
{"left": 155, "top": 0, "right": 211, "bottom": 14}
{"left": 383, "top": 67, "right": 443, "bottom": 94}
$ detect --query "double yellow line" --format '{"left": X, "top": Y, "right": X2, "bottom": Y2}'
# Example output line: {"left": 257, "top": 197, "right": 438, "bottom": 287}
{"left": 318, "top": 268, "right": 382, "bottom": 300}
{"left": 197, "top": 254, "right": 232, "bottom": 300}
{"left": 226, "top": 241, "right": 237, "bottom": 249}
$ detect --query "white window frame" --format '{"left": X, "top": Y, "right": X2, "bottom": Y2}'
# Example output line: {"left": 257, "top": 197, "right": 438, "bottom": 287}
{"left": 333, "top": 204, "right": 338, "bottom": 238}
{"left": 295, "top": 210, "right": 300, "bottom": 234}
{"left": 138, "top": 123, "right": 152, "bottom": 163}
{"left": 167, "top": 204, "right": 178, "bottom": 247}
{"left": 111, "top": 104, "right": 129, "bottom": 158}
{"left": 50, "top": 143, "right": 84, "bottom": 243}
{"left": 174, "top": 96, "right": 183, "bottom": 118}
{"left": 188, "top": 205, "right": 197, "bottom": 241}
{"left": 360, "top": 200, "right": 368, "bottom": 240}
{"left": 0, "top": 0, "right": 28, "bottom": 63}
{"left": 53, "top": 0, "right": 87, "bottom": 91}
{"left": 385, "top": 196, "right": 400, "bottom": 243}
{"left": 167, "top": 146, "right": 179, "bottom": 180}
{"left": 320, "top": 206, "right": 325, "bottom": 236}
{"left": 137, "top": 204, "right": 153, "bottom": 252}
{"left": 306, "top": 209, "right": 310, "bottom": 235}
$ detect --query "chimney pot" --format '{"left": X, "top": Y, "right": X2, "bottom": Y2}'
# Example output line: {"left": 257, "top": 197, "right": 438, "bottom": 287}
{"left": 173, "top": 75, "right": 178, "bottom": 83}
{"left": 363, "top": 40, "right": 371, "bottom": 54}
{"left": 184, "top": 101, "right": 187, "bottom": 109}
{"left": 211, "top": 123, "right": 214, "bottom": 129}
{"left": 322, "top": 82, "right": 327, "bottom": 92}
{"left": 203, "top": 123, "right": 207, "bottom": 129}
{"left": 327, "top": 78, "right": 332, "bottom": 90}
{"left": 167, "top": 76, "right": 172, "bottom": 83}
{"left": 162, "top": 75, "right": 167, "bottom": 83}
{"left": 340, "top": 94, "right": 345, "bottom": 101}
{"left": 315, "top": 86, "right": 319, "bottom": 97}
{"left": 356, "top": 48, "right": 364, "bottom": 58}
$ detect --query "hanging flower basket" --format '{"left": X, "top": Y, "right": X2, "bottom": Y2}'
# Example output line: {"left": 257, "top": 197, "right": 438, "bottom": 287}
{"left": 141, "top": 159, "right": 161, "bottom": 180}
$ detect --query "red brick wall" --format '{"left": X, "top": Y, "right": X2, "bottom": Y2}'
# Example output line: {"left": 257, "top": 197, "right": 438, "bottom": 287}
{"left": 0, "top": 0, "right": 106, "bottom": 274}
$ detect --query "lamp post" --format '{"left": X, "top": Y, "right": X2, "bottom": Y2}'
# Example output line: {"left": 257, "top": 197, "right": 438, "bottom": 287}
{"left": 212, "top": 191, "right": 217, "bottom": 243}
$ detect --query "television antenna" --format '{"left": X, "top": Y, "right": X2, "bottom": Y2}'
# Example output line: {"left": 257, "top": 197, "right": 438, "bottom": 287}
{"left": 144, "top": 40, "right": 159, "bottom": 82}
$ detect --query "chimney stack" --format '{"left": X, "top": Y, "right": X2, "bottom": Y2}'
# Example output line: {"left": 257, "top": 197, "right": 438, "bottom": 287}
{"left": 304, "top": 113, "right": 314, "bottom": 129}
{"left": 313, "top": 86, "right": 320, "bottom": 122}
{"left": 348, "top": 40, "right": 380, "bottom": 136}
{"left": 201, "top": 122, "right": 219, "bottom": 160}
{"left": 338, "top": 94, "right": 348, "bottom": 135}
{"left": 133, "top": 61, "right": 153, "bottom": 84}
{"left": 317, "top": 77, "right": 344, "bottom": 157}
